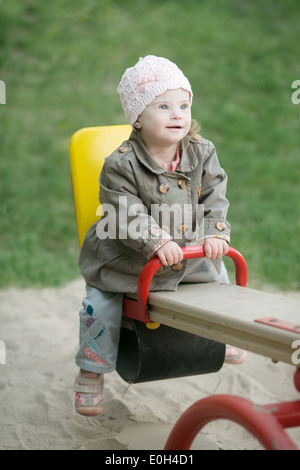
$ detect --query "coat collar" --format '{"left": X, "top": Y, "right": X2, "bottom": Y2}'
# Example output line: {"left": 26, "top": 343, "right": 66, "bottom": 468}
{"left": 128, "top": 131, "right": 198, "bottom": 174}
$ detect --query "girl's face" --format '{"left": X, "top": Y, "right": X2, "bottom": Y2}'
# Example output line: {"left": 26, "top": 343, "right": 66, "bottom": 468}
{"left": 137, "top": 88, "right": 192, "bottom": 150}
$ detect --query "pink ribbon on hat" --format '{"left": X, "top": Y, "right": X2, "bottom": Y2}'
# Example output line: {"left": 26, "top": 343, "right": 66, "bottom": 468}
{"left": 138, "top": 71, "right": 168, "bottom": 93}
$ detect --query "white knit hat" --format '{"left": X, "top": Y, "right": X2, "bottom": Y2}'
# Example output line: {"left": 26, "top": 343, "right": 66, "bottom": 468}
{"left": 117, "top": 55, "right": 193, "bottom": 126}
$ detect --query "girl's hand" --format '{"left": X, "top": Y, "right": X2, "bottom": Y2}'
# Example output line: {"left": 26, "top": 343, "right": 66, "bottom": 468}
{"left": 204, "top": 238, "right": 228, "bottom": 259}
{"left": 156, "top": 241, "right": 183, "bottom": 266}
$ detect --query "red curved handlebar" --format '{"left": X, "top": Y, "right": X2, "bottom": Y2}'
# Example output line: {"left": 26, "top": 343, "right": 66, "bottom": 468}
{"left": 134, "top": 245, "right": 248, "bottom": 324}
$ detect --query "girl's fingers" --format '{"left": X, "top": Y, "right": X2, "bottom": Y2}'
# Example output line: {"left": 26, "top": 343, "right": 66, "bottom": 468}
{"left": 204, "top": 239, "right": 228, "bottom": 259}
{"left": 204, "top": 242, "right": 212, "bottom": 258}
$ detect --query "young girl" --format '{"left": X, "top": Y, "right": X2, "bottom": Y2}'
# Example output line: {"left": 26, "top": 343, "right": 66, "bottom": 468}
{"left": 74, "top": 55, "right": 246, "bottom": 417}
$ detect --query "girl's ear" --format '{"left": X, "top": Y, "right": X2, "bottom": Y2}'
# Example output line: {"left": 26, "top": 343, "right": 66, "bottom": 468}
{"left": 134, "top": 121, "right": 142, "bottom": 129}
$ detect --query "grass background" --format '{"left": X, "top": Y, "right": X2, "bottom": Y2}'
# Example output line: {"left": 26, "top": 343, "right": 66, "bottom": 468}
{"left": 0, "top": 0, "right": 299, "bottom": 290}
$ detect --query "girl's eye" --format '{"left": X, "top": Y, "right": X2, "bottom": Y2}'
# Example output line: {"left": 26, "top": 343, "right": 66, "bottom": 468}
{"left": 181, "top": 104, "right": 188, "bottom": 109}
{"left": 159, "top": 104, "right": 168, "bottom": 109}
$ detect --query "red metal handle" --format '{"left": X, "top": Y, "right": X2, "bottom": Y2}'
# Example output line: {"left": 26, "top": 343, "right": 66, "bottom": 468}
{"left": 134, "top": 245, "right": 247, "bottom": 323}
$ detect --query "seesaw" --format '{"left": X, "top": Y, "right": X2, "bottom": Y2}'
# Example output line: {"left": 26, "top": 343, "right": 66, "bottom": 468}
{"left": 117, "top": 245, "right": 300, "bottom": 451}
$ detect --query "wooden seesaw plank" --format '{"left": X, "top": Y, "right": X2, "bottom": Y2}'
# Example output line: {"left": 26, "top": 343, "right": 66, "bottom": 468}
{"left": 146, "top": 282, "right": 300, "bottom": 365}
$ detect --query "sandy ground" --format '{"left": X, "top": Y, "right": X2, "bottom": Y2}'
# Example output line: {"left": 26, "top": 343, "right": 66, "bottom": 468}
{"left": 0, "top": 277, "right": 299, "bottom": 451}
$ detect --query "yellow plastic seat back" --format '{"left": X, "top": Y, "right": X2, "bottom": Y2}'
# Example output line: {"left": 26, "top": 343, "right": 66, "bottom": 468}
{"left": 69, "top": 125, "right": 131, "bottom": 247}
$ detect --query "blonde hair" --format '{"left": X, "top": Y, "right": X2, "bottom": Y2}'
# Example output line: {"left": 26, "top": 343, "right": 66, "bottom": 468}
{"left": 181, "top": 119, "right": 202, "bottom": 150}
{"left": 187, "top": 118, "right": 201, "bottom": 141}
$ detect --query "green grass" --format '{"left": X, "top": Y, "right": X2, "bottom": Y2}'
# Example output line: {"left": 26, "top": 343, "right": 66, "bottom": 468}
{"left": 1, "top": 0, "right": 300, "bottom": 290}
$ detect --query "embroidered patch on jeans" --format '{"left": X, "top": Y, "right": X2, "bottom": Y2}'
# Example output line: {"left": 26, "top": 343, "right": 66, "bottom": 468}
{"left": 94, "top": 326, "right": 106, "bottom": 340}
{"left": 86, "top": 304, "right": 94, "bottom": 315}
{"left": 86, "top": 334, "right": 101, "bottom": 355}
{"left": 84, "top": 347, "right": 109, "bottom": 365}
{"left": 86, "top": 317, "right": 96, "bottom": 328}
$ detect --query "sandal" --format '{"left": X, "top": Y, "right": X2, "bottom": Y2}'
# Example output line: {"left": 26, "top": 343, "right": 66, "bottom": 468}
{"left": 74, "top": 370, "right": 104, "bottom": 416}
{"left": 224, "top": 345, "right": 247, "bottom": 365}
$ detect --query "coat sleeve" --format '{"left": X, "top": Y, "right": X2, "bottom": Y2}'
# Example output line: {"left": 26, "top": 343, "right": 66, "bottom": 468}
{"left": 199, "top": 141, "right": 231, "bottom": 242}
{"left": 97, "top": 153, "right": 172, "bottom": 259}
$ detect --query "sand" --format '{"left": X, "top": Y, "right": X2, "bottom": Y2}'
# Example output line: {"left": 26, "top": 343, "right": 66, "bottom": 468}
{"left": 0, "top": 277, "right": 299, "bottom": 451}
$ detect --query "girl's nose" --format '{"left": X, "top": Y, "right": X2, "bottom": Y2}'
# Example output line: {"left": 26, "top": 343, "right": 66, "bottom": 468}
{"left": 170, "top": 109, "right": 182, "bottom": 119}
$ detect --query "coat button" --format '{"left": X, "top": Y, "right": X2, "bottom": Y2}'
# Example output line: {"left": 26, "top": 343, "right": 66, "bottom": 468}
{"left": 171, "top": 262, "right": 183, "bottom": 271}
{"left": 159, "top": 183, "right": 169, "bottom": 194}
{"left": 149, "top": 228, "right": 161, "bottom": 238}
{"left": 143, "top": 227, "right": 161, "bottom": 240}
{"left": 177, "top": 224, "right": 188, "bottom": 234}
{"left": 119, "top": 146, "right": 130, "bottom": 153}
{"left": 177, "top": 178, "right": 186, "bottom": 189}
{"left": 216, "top": 221, "right": 227, "bottom": 231}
